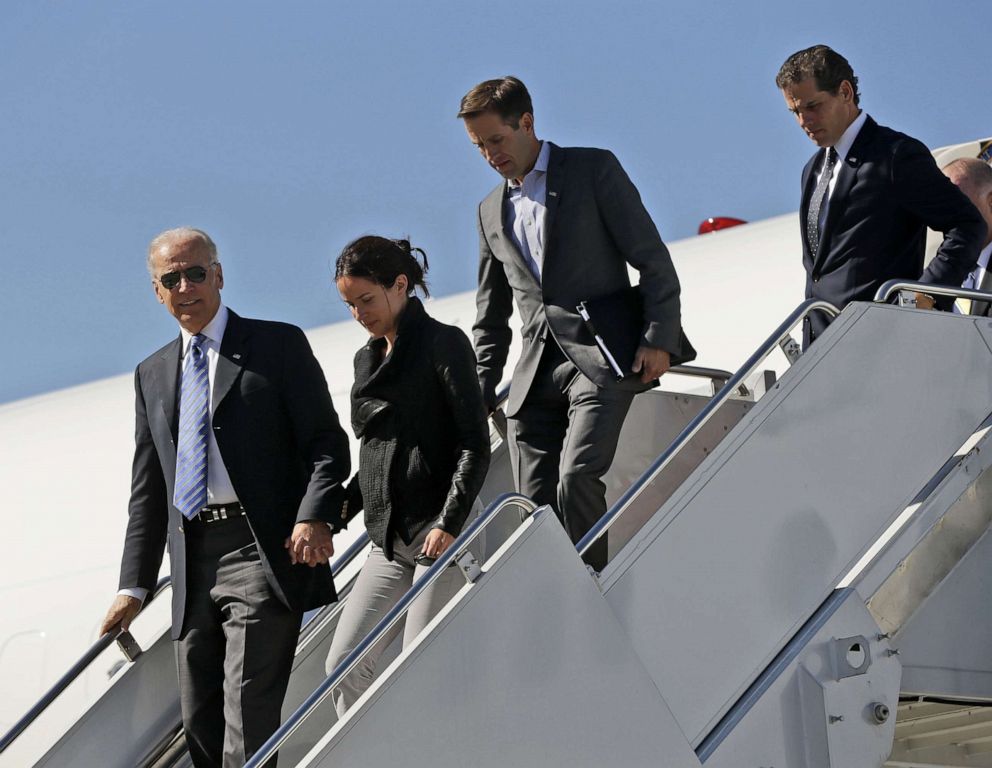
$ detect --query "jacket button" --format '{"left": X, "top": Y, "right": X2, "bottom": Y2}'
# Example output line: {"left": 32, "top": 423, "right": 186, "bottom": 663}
{"left": 178, "top": 524, "right": 184, "bottom": 533}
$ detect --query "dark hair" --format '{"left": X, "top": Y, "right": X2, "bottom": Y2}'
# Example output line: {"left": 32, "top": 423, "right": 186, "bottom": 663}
{"left": 775, "top": 45, "right": 860, "bottom": 106}
{"left": 335, "top": 235, "right": 430, "bottom": 297}
{"left": 457, "top": 76, "right": 533, "bottom": 128}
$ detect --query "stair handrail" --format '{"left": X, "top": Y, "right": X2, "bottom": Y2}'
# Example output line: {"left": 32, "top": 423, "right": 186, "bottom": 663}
{"left": 667, "top": 364, "right": 749, "bottom": 396}
{"left": 576, "top": 298, "right": 840, "bottom": 562}
{"left": 244, "top": 492, "right": 540, "bottom": 768}
{"left": 0, "top": 574, "right": 170, "bottom": 754}
{"left": 874, "top": 278, "right": 992, "bottom": 306}
{"left": 0, "top": 534, "right": 373, "bottom": 757}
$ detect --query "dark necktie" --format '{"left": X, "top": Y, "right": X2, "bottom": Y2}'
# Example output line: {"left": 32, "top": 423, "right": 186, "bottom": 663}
{"left": 806, "top": 147, "right": 837, "bottom": 256}
{"left": 174, "top": 334, "right": 209, "bottom": 519}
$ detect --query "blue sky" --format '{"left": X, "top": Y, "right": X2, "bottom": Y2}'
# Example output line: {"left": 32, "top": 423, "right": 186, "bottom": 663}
{"left": 2, "top": 0, "right": 989, "bottom": 403}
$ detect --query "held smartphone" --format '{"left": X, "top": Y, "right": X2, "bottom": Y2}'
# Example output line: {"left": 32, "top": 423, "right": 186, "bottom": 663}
{"left": 414, "top": 552, "right": 457, "bottom": 568}
{"left": 116, "top": 630, "right": 142, "bottom": 662}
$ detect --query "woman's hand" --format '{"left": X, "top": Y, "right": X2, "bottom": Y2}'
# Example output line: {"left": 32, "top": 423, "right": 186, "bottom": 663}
{"left": 422, "top": 528, "right": 454, "bottom": 560}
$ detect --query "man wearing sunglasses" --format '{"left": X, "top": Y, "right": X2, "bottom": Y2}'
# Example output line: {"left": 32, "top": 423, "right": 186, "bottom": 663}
{"left": 99, "top": 227, "right": 351, "bottom": 767}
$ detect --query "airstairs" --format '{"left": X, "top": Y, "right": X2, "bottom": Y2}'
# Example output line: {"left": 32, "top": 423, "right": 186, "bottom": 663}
{"left": 4, "top": 288, "right": 992, "bottom": 768}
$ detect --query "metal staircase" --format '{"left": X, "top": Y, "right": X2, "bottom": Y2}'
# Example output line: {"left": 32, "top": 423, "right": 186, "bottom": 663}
{"left": 7, "top": 289, "right": 992, "bottom": 768}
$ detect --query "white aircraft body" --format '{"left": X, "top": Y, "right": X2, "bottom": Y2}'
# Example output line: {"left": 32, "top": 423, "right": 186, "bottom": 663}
{"left": 0, "top": 137, "right": 987, "bottom": 766}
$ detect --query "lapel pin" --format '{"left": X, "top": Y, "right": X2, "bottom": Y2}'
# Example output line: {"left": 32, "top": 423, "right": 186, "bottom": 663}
{"left": 548, "top": 191, "right": 558, "bottom": 197}
{"left": 233, "top": 353, "right": 242, "bottom": 360}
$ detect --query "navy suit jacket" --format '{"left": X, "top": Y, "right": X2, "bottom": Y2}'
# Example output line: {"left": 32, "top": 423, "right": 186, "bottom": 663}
{"left": 800, "top": 115, "right": 985, "bottom": 343}
{"left": 473, "top": 143, "right": 685, "bottom": 417}
{"left": 118, "top": 310, "right": 351, "bottom": 638}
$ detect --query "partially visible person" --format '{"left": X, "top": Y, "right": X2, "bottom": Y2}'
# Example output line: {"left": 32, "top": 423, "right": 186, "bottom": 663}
{"left": 458, "top": 76, "right": 692, "bottom": 571}
{"left": 942, "top": 157, "right": 992, "bottom": 314}
{"left": 775, "top": 44, "right": 986, "bottom": 344}
{"left": 325, "top": 235, "right": 490, "bottom": 716}
{"left": 99, "top": 227, "right": 350, "bottom": 768}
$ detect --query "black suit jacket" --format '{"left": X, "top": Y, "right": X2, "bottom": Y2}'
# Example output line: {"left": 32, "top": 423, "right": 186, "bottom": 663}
{"left": 118, "top": 310, "right": 350, "bottom": 638}
{"left": 473, "top": 143, "right": 686, "bottom": 417}
{"left": 800, "top": 115, "right": 986, "bottom": 342}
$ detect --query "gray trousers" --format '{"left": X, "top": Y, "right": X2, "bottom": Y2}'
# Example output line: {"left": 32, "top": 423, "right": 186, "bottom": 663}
{"left": 178, "top": 515, "right": 301, "bottom": 768}
{"left": 325, "top": 522, "right": 464, "bottom": 716}
{"left": 509, "top": 343, "right": 634, "bottom": 571}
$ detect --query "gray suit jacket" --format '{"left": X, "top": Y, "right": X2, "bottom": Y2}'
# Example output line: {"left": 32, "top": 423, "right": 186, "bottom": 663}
{"left": 473, "top": 143, "right": 683, "bottom": 417}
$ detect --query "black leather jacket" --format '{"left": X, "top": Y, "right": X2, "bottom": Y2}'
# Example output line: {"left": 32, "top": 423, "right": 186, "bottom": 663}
{"left": 346, "top": 298, "right": 490, "bottom": 560}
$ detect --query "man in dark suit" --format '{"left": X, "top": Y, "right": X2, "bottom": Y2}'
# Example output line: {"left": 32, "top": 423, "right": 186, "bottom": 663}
{"left": 775, "top": 45, "right": 986, "bottom": 345}
{"left": 99, "top": 228, "right": 350, "bottom": 767}
{"left": 943, "top": 157, "right": 992, "bottom": 314}
{"left": 458, "top": 76, "right": 688, "bottom": 570}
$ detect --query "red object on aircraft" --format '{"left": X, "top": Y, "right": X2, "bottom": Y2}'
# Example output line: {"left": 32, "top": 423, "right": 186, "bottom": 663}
{"left": 698, "top": 216, "right": 747, "bottom": 234}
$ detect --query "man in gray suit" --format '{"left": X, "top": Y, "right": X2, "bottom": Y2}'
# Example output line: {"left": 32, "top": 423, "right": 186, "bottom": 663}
{"left": 458, "top": 76, "right": 688, "bottom": 570}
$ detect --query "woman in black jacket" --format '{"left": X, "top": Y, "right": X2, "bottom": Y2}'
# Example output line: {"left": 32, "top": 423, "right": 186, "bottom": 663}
{"left": 325, "top": 235, "right": 491, "bottom": 715}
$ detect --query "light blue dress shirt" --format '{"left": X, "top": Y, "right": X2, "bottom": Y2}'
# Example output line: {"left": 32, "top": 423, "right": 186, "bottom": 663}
{"left": 504, "top": 141, "right": 551, "bottom": 281}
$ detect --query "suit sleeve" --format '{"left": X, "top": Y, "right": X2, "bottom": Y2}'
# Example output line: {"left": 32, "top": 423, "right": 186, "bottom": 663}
{"left": 280, "top": 326, "right": 352, "bottom": 528}
{"left": 895, "top": 138, "right": 987, "bottom": 307}
{"left": 594, "top": 151, "right": 684, "bottom": 353}
{"left": 472, "top": 206, "right": 514, "bottom": 411}
{"left": 118, "top": 367, "right": 169, "bottom": 592}
{"left": 431, "top": 328, "right": 491, "bottom": 537}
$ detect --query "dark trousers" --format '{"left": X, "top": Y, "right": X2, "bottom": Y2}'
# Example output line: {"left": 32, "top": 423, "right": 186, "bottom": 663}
{"left": 178, "top": 516, "right": 302, "bottom": 768}
{"left": 508, "top": 343, "right": 634, "bottom": 571}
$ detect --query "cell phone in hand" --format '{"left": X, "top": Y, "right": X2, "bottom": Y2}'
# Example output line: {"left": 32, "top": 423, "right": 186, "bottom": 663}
{"left": 413, "top": 553, "right": 436, "bottom": 566}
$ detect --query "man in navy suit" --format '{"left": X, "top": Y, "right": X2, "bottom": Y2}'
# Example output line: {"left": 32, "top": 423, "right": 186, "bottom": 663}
{"left": 99, "top": 227, "right": 350, "bottom": 767}
{"left": 775, "top": 45, "right": 986, "bottom": 345}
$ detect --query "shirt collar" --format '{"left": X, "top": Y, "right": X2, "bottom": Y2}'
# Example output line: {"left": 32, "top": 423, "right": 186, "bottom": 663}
{"left": 507, "top": 140, "right": 551, "bottom": 190}
{"left": 180, "top": 304, "right": 229, "bottom": 356}
{"left": 833, "top": 110, "right": 868, "bottom": 162}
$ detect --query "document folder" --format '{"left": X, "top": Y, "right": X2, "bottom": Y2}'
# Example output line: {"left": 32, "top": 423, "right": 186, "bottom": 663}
{"left": 577, "top": 286, "right": 696, "bottom": 381}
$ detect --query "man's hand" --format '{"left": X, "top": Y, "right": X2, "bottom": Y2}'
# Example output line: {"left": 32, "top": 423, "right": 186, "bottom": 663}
{"left": 631, "top": 346, "right": 671, "bottom": 384}
{"left": 914, "top": 292, "right": 936, "bottom": 310}
{"left": 286, "top": 521, "right": 334, "bottom": 567}
{"left": 99, "top": 595, "right": 142, "bottom": 636}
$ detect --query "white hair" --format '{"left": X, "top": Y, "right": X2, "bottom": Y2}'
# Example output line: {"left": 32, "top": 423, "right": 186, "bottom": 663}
{"left": 146, "top": 227, "right": 218, "bottom": 277}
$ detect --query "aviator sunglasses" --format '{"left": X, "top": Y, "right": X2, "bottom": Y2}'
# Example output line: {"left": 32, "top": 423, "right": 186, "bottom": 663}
{"left": 158, "top": 265, "right": 213, "bottom": 290}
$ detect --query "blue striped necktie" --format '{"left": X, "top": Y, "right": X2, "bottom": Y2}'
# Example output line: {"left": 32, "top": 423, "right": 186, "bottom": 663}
{"left": 174, "top": 334, "right": 209, "bottom": 519}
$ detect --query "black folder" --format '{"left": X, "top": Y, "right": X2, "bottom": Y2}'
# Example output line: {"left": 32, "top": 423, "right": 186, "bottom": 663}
{"left": 577, "top": 286, "right": 696, "bottom": 381}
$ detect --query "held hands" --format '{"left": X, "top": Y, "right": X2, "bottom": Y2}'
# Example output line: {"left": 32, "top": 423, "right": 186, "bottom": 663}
{"left": 631, "top": 346, "right": 671, "bottom": 384}
{"left": 421, "top": 528, "right": 454, "bottom": 560}
{"left": 286, "top": 521, "right": 335, "bottom": 567}
{"left": 99, "top": 595, "right": 142, "bottom": 636}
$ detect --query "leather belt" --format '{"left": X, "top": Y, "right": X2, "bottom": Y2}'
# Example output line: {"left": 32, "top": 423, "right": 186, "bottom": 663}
{"left": 193, "top": 503, "right": 245, "bottom": 523}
